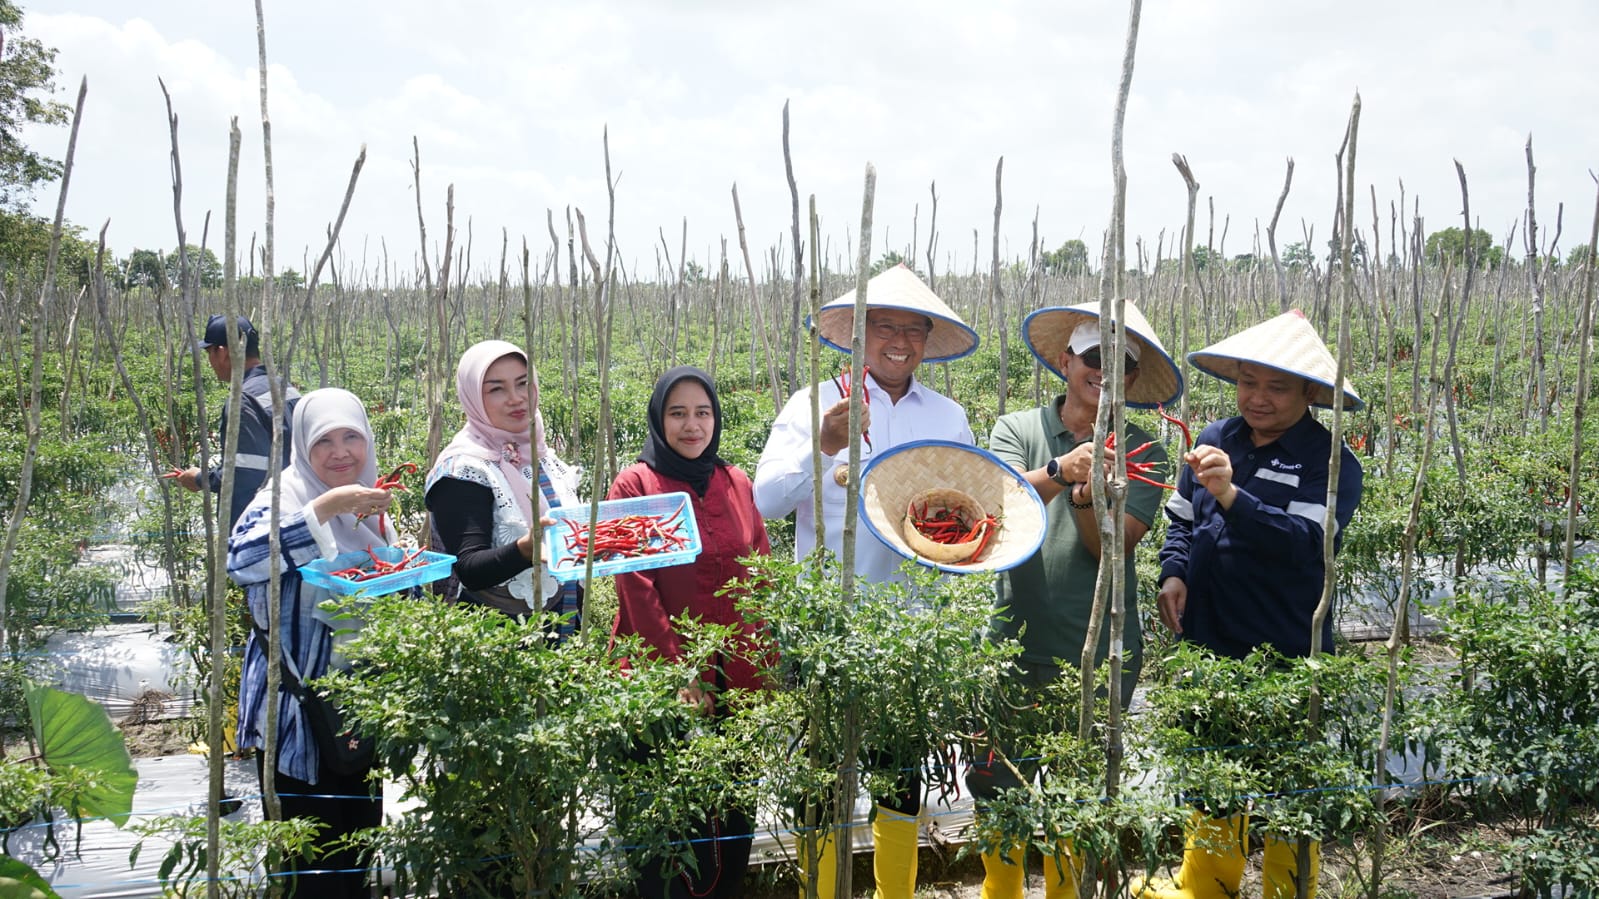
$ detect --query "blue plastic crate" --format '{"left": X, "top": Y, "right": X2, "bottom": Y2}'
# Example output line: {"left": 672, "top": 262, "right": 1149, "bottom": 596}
{"left": 544, "top": 492, "right": 702, "bottom": 582}
{"left": 301, "top": 546, "right": 456, "bottom": 596}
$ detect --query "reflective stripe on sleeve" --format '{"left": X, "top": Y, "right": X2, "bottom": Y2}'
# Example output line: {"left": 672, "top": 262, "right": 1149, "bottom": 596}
{"left": 1165, "top": 493, "right": 1194, "bottom": 522}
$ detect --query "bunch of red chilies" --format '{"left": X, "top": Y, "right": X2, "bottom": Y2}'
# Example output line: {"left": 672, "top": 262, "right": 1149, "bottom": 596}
{"left": 910, "top": 505, "right": 999, "bottom": 564}
{"left": 1102, "top": 404, "right": 1194, "bottom": 491}
{"left": 833, "top": 364, "right": 872, "bottom": 449}
{"left": 561, "top": 504, "right": 690, "bottom": 565}
{"left": 355, "top": 462, "right": 419, "bottom": 532}
{"left": 327, "top": 545, "right": 430, "bottom": 582}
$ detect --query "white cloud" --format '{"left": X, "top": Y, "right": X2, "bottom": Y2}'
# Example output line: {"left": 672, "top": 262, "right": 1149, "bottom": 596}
{"left": 18, "top": 0, "right": 1599, "bottom": 282}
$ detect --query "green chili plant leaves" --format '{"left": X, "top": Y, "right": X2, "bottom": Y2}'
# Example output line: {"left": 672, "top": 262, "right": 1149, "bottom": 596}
{"left": 127, "top": 814, "right": 321, "bottom": 899}
{"left": 1140, "top": 644, "right": 1391, "bottom": 856}
{"left": 732, "top": 553, "right": 1014, "bottom": 897}
{"left": 323, "top": 592, "right": 743, "bottom": 897}
{"left": 1416, "top": 557, "right": 1599, "bottom": 840}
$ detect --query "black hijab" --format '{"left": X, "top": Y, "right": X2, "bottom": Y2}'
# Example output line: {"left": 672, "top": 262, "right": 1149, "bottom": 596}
{"left": 639, "top": 366, "right": 726, "bottom": 497}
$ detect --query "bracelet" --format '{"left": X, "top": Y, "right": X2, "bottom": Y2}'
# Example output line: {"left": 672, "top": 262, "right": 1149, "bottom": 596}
{"left": 1067, "top": 485, "right": 1095, "bottom": 510}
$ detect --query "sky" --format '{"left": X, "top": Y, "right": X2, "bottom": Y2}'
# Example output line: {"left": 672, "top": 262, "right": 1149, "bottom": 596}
{"left": 19, "top": 0, "right": 1599, "bottom": 283}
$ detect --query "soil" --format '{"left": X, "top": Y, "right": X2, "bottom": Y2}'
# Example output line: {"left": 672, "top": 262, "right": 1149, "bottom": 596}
{"left": 119, "top": 717, "right": 205, "bottom": 757}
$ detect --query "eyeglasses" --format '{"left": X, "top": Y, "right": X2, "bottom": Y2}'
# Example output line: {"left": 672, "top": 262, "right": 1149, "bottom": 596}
{"left": 1078, "top": 348, "right": 1139, "bottom": 372}
{"left": 867, "top": 320, "right": 931, "bottom": 342}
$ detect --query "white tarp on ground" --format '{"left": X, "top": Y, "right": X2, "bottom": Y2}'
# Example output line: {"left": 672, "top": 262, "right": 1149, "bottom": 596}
{"left": 16, "top": 755, "right": 260, "bottom": 898}
{"left": 40, "top": 622, "right": 199, "bottom": 722}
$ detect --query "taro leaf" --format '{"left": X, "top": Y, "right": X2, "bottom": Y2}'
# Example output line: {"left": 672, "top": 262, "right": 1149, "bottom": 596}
{"left": 0, "top": 856, "right": 61, "bottom": 899}
{"left": 23, "top": 684, "right": 137, "bottom": 827}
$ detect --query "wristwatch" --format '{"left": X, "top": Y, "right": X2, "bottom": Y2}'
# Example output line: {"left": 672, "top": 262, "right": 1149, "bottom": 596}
{"left": 1045, "top": 457, "right": 1071, "bottom": 487}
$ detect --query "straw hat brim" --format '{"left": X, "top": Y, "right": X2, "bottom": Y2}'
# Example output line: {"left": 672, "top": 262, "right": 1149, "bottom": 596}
{"left": 1187, "top": 312, "right": 1364, "bottom": 411}
{"left": 1021, "top": 301, "right": 1183, "bottom": 408}
{"left": 859, "top": 439, "right": 1045, "bottom": 575}
{"left": 810, "top": 264, "right": 979, "bottom": 363}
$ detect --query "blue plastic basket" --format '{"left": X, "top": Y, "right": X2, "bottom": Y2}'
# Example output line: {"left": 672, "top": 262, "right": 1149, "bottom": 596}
{"left": 301, "top": 546, "right": 456, "bottom": 596}
{"left": 544, "top": 492, "right": 702, "bottom": 582}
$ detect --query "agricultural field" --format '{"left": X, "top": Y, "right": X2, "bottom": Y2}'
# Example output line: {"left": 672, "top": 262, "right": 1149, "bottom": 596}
{"left": 3, "top": 203, "right": 1597, "bottom": 896}
{"left": 2, "top": 1, "right": 1597, "bottom": 897}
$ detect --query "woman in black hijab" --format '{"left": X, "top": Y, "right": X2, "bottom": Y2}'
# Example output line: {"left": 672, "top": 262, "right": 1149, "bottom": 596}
{"left": 608, "top": 367, "right": 770, "bottom": 898}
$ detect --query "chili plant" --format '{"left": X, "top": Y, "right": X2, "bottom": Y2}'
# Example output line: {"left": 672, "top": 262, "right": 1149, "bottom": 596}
{"left": 326, "top": 591, "right": 747, "bottom": 896}
{"left": 1139, "top": 644, "right": 1393, "bottom": 886}
{"left": 1413, "top": 557, "right": 1599, "bottom": 838}
{"left": 732, "top": 553, "right": 1013, "bottom": 899}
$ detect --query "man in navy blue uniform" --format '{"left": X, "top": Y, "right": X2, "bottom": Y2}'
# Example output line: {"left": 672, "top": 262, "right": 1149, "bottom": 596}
{"left": 1139, "top": 309, "right": 1363, "bottom": 899}
{"left": 176, "top": 315, "right": 298, "bottom": 531}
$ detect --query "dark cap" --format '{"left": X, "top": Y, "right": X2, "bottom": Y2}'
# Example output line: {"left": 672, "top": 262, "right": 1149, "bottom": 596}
{"left": 199, "top": 314, "right": 259, "bottom": 356}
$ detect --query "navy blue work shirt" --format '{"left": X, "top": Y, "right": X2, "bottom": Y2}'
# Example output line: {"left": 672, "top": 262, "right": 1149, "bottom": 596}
{"left": 1158, "top": 412, "right": 1363, "bottom": 659}
{"left": 205, "top": 365, "right": 298, "bottom": 530}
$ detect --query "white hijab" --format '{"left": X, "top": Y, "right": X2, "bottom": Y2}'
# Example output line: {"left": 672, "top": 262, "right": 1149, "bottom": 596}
{"left": 269, "top": 387, "right": 386, "bottom": 554}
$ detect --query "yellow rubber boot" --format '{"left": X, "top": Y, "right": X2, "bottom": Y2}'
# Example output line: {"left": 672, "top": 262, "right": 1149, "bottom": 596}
{"left": 979, "top": 845, "right": 1025, "bottom": 899}
{"left": 870, "top": 805, "right": 919, "bottom": 899}
{"left": 1261, "top": 836, "right": 1320, "bottom": 899}
{"left": 1129, "top": 811, "right": 1248, "bottom": 899}
{"left": 797, "top": 828, "right": 839, "bottom": 899}
{"left": 1043, "top": 840, "right": 1084, "bottom": 899}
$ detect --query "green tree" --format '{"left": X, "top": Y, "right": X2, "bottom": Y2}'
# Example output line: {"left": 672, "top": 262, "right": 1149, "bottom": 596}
{"left": 164, "top": 244, "right": 223, "bottom": 289}
{"left": 1282, "top": 242, "right": 1315, "bottom": 269}
{"left": 0, "top": 1, "right": 71, "bottom": 212}
{"left": 123, "top": 248, "right": 168, "bottom": 290}
{"left": 870, "top": 249, "right": 911, "bottom": 276}
{"left": 1567, "top": 243, "right": 1593, "bottom": 268}
{"left": 1188, "top": 245, "right": 1220, "bottom": 271}
{"left": 0, "top": 210, "right": 93, "bottom": 285}
{"left": 1041, "top": 239, "right": 1089, "bottom": 275}
{"left": 1424, "top": 227, "right": 1502, "bottom": 268}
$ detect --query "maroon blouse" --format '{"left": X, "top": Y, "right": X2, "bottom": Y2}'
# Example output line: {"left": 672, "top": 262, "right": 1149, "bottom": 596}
{"left": 607, "top": 462, "right": 772, "bottom": 692}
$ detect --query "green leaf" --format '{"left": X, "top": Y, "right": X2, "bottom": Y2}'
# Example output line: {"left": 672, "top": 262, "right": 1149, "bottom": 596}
{"left": 24, "top": 684, "right": 138, "bottom": 826}
{"left": 0, "top": 857, "right": 62, "bottom": 899}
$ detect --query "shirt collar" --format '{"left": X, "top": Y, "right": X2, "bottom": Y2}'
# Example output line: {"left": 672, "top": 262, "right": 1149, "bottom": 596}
{"left": 866, "top": 370, "right": 924, "bottom": 404}
{"left": 1227, "top": 410, "right": 1322, "bottom": 454}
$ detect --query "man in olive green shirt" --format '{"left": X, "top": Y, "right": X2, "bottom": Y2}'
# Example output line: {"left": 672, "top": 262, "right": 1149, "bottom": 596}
{"left": 967, "top": 300, "right": 1181, "bottom": 899}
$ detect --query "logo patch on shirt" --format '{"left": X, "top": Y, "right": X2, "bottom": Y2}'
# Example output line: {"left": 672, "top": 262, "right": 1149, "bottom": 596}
{"left": 1255, "top": 468, "right": 1300, "bottom": 488}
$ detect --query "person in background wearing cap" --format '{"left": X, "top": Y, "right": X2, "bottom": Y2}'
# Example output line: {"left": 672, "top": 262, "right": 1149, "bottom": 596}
{"left": 753, "top": 264, "right": 978, "bottom": 899}
{"left": 175, "top": 314, "right": 298, "bottom": 530}
{"left": 970, "top": 301, "right": 1179, "bottom": 899}
{"left": 1136, "top": 310, "right": 1363, "bottom": 899}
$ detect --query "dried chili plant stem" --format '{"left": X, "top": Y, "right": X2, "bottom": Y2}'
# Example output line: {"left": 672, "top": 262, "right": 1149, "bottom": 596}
{"left": 1563, "top": 174, "right": 1599, "bottom": 582}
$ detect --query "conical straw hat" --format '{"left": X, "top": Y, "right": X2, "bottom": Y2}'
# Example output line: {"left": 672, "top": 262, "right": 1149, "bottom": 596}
{"left": 859, "top": 439, "right": 1045, "bottom": 575}
{"left": 1187, "top": 310, "right": 1363, "bottom": 411}
{"left": 811, "top": 264, "right": 979, "bottom": 363}
{"left": 1022, "top": 299, "right": 1183, "bottom": 408}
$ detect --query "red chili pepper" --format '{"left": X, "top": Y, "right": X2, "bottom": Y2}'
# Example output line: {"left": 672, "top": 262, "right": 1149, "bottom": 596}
{"left": 834, "top": 365, "right": 873, "bottom": 450}
{"left": 1157, "top": 404, "right": 1193, "bottom": 452}
{"left": 1128, "top": 471, "right": 1177, "bottom": 491}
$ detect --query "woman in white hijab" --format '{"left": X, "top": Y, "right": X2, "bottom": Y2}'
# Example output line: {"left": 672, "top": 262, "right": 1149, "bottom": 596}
{"left": 425, "top": 339, "right": 582, "bottom": 638}
{"left": 229, "top": 387, "right": 395, "bottom": 897}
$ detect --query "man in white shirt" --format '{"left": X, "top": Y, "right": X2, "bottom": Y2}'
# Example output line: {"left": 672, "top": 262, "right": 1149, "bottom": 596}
{"left": 753, "top": 263, "right": 977, "bottom": 899}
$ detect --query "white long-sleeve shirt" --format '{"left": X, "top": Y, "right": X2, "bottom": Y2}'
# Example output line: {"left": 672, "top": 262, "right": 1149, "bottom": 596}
{"left": 753, "top": 372, "right": 975, "bottom": 583}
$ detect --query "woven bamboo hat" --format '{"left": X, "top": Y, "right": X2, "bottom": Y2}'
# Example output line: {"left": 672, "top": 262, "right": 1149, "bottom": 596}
{"left": 1187, "top": 310, "right": 1364, "bottom": 411}
{"left": 811, "top": 264, "right": 979, "bottom": 363}
{"left": 859, "top": 440, "right": 1045, "bottom": 575}
{"left": 1022, "top": 300, "right": 1183, "bottom": 408}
